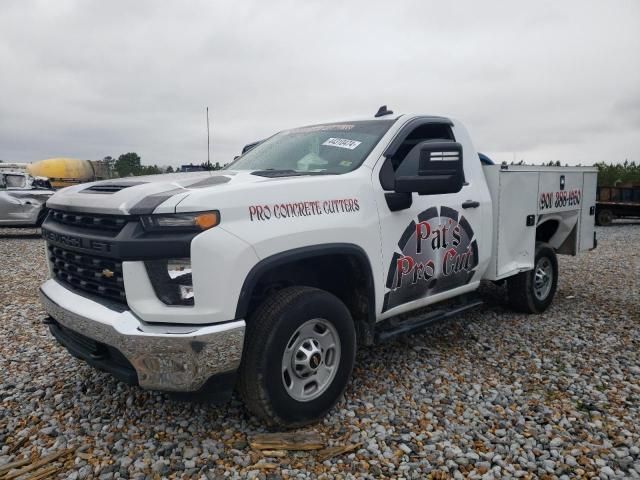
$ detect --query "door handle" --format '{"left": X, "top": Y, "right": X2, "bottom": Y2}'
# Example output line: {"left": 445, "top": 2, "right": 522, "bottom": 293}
{"left": 462, "top": 200, "right": 480, "bottom": 209}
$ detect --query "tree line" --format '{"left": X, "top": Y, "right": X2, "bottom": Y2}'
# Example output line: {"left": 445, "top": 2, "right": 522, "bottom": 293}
{"left": 103, "top": 153, "right": 225, "bottom": 177}
{"left": 592, "top": 160, "right": 639, "bottom": 186}
{"left": 510, "top": 160, "right": 639, "bottom": 186}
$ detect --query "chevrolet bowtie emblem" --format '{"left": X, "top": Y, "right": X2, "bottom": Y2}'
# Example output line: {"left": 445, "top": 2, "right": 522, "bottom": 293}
{"left": 102, "top": 268, "right": 115, "bottom": 279}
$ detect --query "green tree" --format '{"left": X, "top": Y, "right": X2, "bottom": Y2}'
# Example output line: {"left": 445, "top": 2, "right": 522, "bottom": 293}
{"left": 166, "top": 165, "right": 174, "bottom": 173}
{"left": 594, "top": 160, "right": 640, "bottom": 186}
{"left": 200, "top": 161, "right": 224, "bottom": 171}
{"left": 141, "top": 164, "right": 162, "bottom": 175}
{"left": 114, "top": 152, "right": 142, "bottom": 177}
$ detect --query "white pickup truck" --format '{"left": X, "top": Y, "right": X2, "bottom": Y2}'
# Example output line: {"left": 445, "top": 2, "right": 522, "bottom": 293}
{"left": 39, "top": 110, "right": 597, "bottom": 426}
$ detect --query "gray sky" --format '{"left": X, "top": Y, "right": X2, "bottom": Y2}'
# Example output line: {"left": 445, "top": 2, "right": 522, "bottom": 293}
{"left": 1, "top": 0, "right": 639, "bottom": 167}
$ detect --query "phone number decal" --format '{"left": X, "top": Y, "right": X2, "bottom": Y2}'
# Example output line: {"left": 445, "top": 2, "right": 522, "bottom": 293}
{"left": 539, "top": 189, "right": 581, "bottom": 210}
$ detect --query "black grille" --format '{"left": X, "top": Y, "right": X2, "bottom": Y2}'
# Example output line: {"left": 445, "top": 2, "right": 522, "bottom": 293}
{"left": 48, "top": 209, "right": 129, "bottom": 232}
{"left": 48, "top": 244, "right": 126, "bottom": 304}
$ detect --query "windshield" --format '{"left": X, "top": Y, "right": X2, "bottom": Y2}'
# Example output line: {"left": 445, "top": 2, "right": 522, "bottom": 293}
{"left": 227, "top": 120, "right": 395, "bottom": 174}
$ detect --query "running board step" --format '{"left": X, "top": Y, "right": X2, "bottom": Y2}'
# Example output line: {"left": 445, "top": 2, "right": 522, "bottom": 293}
{"left": 375, "top": 298, "right": 483, "bottom": 343}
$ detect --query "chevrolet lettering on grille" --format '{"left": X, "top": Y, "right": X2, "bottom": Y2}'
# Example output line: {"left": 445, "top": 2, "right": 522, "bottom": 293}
{"left": 42, "top": 229, "right": 113, "bottom": 253}
{"left": 42, "top": 229, "right": 83, "bottom": 248}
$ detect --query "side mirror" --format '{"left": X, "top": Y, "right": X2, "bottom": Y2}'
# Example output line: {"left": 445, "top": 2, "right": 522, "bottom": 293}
{"left": 394, "top": 141, "right": 464, "bottom": 195}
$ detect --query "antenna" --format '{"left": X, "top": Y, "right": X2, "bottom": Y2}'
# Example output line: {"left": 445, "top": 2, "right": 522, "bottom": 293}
{"left": 375, "top": 105, "right": 393, "bottom": 118}
{"left": 206, "top": 107, "right": 211, "bottom": 169}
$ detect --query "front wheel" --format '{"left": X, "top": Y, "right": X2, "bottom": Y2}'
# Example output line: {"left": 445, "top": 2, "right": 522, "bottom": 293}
{"left": 238, "top": 286, "right": 356, "bottom": 427}
{"left": 507, "top": 243, "right": 558, "bottom": 313}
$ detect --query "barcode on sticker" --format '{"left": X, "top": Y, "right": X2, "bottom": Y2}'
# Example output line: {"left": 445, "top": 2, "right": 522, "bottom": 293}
{"left": 322, "top": 138, "right": 362, "bottom": 150}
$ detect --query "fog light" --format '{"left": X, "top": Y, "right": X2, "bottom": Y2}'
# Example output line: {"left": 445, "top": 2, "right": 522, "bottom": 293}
{"left": 179, "top": 284, "right": 194, "bottom": 301}
{"left": 145, "top": 258, "right": 195, "bottom": 306}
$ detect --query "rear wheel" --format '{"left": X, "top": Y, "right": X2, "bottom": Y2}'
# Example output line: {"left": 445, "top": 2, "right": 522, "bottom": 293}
{"left": 507, "top": 243, "right": 558, "bottom": 313}
{"left": 596, "top": 209, "right": 613, "bottom": 226}
{"left": 238, "top": 286, "right": 356, "bottom": 427}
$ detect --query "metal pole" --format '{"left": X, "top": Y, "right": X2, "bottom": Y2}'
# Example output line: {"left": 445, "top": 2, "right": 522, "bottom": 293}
{"left": 206, "top": 107, "right": 211, "bottom": 169}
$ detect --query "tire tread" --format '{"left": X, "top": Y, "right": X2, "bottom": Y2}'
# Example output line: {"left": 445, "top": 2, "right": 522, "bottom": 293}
{"left": 238, "top": 286, "right": 329, "bottom": 428}
{"left": 507, "top": 242, "right": 558, "bottom": 314}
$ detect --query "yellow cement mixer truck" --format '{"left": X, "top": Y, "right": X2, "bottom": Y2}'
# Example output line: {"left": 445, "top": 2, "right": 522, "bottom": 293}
{"left": 0, "top": 157, "right": 101, "bottom": 189}
{"left": 27, "top": 157, "right": 97, "bottom": 188}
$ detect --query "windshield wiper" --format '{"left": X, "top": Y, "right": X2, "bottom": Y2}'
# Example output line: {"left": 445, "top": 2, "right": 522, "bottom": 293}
{"left": 251, "top": 169, "right": 335, "bottom": 178}
{"left": 251, "top": 169, "right": 301, "bottom": 177}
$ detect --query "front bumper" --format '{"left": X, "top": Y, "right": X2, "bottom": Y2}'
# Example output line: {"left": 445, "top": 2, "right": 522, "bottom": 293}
{"left": 40, "top": 279, "right": 245, "bottom": 393}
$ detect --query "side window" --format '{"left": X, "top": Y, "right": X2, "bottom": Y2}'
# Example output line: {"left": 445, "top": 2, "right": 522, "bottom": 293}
{"left": 391, "top": 124, "right": 455, "bottom": 175}
{"left": 5, "top": 174, "right": 26, "bottom": 189}
{"left": 0, "top": 175, "right": 5, "bottom": 190}
{"left": 383, "top": 122, "right": 465, "bottom": 197}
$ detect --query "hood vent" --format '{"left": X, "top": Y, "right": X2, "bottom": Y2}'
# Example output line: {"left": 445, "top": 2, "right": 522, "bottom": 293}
{"left": 82, "top": 182, "right": 146, "bottom": 194}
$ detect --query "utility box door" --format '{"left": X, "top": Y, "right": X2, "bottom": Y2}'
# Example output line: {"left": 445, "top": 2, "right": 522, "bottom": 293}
{"left": 483, "top": 166, "right": 538, "bottom": 280}
{"left": 496, "top": 171, "right": 539, "bottom": 278}
{"left": 579, "top": 172, "right": 597, "bottom": 250}
{"left": 537, "top": 172, "right": 583, "bottom": 215}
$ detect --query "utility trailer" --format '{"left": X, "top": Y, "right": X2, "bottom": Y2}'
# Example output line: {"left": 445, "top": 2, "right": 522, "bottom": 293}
{"left": 595, "top": 185, "right": 640, "bottom": 225}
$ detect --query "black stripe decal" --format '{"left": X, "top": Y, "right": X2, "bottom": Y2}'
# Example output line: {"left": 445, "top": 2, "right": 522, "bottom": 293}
{"left": 385, "top": 252, "right": 402, "bottom": 289}
{"left": 459, "top": 215, "right": 474, "bottom": 240}
{"left": 440, "top": 206, "right": 459, "bottom": 223}
{"left": 417, "top": 206, "right": 438, "bottom": 223}
{"left": 398, "top": 221, "right": 416, "bottom": 250}
{"left": 128, "top": 188, "right": 185, "bottom": 215}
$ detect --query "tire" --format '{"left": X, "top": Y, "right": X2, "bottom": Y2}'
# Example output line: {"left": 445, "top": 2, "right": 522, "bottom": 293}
{"left": 507, "top": 243, "right": 558, "bottom": 314}
{"left": 596, "top": 209, "right": 613, "bottom": 226}
{"left": 238, "top": 286, "right": 356, "bottom": 428}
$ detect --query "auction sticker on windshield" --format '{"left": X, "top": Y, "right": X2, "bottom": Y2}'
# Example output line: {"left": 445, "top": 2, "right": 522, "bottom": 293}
{"left": 322, "top": 138, "right": 362, "bottom": 150}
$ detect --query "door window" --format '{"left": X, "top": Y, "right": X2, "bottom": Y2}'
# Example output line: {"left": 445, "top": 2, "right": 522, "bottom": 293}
{"left": 5, "top": 174, "right": 26, "bottom": 189}
{"left": 390, "top": 123, "right": 455, "bottom": 174}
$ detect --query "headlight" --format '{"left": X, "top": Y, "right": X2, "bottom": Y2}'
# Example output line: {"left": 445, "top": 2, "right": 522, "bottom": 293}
{"left": 145, "top": 258, "right": 194, "bottom": 306}
{"left": 140, "top": 211, "right": 219, "bottom": 232}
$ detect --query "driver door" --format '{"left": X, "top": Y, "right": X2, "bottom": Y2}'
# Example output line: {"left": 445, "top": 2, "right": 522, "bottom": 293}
{"left": 373, "top": 119, "right": 490, "bottom": 318}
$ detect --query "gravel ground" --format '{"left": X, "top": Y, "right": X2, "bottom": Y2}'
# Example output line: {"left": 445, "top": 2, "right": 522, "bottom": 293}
{"left": 0, "top": 223, "right": 638, "bottom": 479}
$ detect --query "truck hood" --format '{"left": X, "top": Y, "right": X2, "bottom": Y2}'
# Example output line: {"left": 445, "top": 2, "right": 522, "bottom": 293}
{"left": 46, "top": 170, "right": 306, "bottom": 215}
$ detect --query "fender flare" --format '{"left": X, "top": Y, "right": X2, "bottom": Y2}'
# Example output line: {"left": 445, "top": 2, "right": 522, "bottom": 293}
{"left": 235, "top": 243, "right": 376, "bottom": 324}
